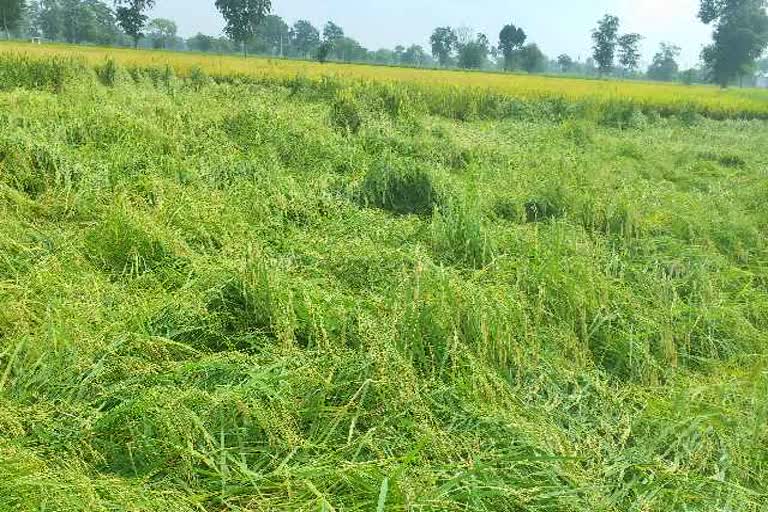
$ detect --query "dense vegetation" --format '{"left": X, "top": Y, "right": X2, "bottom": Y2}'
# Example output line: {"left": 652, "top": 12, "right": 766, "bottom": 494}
{"left": 1, "top": 48, "right": 768, "bottom": 511}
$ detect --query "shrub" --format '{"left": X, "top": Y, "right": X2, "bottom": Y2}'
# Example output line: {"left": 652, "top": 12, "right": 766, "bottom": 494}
{"left": 361, "top": 160, "right": 442, "bottom": 215}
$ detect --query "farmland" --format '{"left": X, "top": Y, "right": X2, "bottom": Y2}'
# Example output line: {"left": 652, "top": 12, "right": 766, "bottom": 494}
{"left": 1, "top": 45, "right": 768, "bottom": 511}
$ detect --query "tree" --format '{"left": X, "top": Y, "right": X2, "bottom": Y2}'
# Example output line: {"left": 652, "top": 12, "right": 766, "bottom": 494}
{"left": 334, "top": 36, "right": 366, "bottom": 62}
{"left": 618, "top": 33, "right": 643, "bottom": 74}
{"left": 250, "top": 14, "right": 288, "bottom": 55}
{"left": 147, "top": 17, "right": 176, "bottom": 49}
{"left": 401, "top": 44, "right": 429, "bottom": 67}
{"left": 114, "top": 0, "right": 154, "bottom": 48}
{"left": 214, "top": 0, "right": 272, "bottom": 57}
{"left": 0, "top": 0, "right": 25, "bottom": 39}
{"left": 592, "top": 14, "right": 620, "bottom": 75}
{"left": 322, "top": 21, "right": 343, "bottom": 45}
{"left": 699, "top": 0, "right": 768, "bottom": 87}
{"left": 291, "top": 19, "right": 319, "bottom": 58}
{"left": 430, "top": 26, "right": 457, "bottom": 67}
{"left": 187, "top": 32, "right": 214, "bottom": 52}
{"left": 498, "top": 23, "right": 527, "bottom": 71}
{"left": 557, "top": 54, "right": 574, "bottom": 72}
{"left": 519, "top": 43, "right": 546, "bottom": 73}
{"left": 316, "top": 41, "right": 332, "bottom": 63}
{"left": 458, "top": 32, "right": 489, "bottom": 69}
{"left": 647, "top": 42, "right": 681, "bottom": 81}
{"left": 34, "top": 0, "right": 62, "bottom": 40}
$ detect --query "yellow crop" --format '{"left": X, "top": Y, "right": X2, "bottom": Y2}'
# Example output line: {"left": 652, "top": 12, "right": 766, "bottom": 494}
{"left": 2, "top": 40, "right": 767, "bottom": 118}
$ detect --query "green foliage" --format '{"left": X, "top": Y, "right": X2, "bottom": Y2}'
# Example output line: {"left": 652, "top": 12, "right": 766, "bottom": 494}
{"left": 457, "top": 33, "right": 490, "bottom": 69}
{"left": 592, "top": 14, "right": 621, "bottom": 74}
{"left": 430, "top": 26, "right": 458, "bottom": 67}
{"left": 648, "top": 43, "right": 681, "bottom": 82}
{"left": 114, "top": 0, "right": 156, "bottom": 48}
{"left": 499, "top": 23, "right": 527, "bottom": 71}
{"left": 699, "top": 0, "right": 768, "bottom": 87}
{"left": 618, "top": 32, "right": 643, "bottom": 73}
{"left": 214, "top": 0, "right": 272, "bottom": 56}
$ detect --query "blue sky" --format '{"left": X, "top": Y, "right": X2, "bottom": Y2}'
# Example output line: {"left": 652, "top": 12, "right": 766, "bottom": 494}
{"left": 150, "top": 0, "right": 712, "bottom": 68}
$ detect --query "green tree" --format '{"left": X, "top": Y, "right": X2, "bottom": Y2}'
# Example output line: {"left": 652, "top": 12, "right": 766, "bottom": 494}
{"left": 498, "top": 23, "right": 526, "bottom": 71}
{"left": 316, "top": 40, "right": 332, "bottom": 63}
{"left": 592, "top": 14, "right": 620, "bottom": 75}
{"left": 557, "top": 54, "right": 573, "bottom": 72}
{"left": 114, "top": 0, "right": 154, "bottom": 48}
{"left": 147, "top": 17, "right": 176, "bottom": 49}
{"left": 250, "top": 14, "right": 288, "bottom": 55}
{"left": 430, "top": 26, "right": 457, "bottom": 67}
{"left": 458, "top": 32, "right": 489, "bottom": 69}
{"left": 334, "top": 36, "right": 367, "bottom": 62}
{"left": 0, "top": 0, "right": 25, "bottom": 39}
{"left": 290, "top": 19, "right": 319, "bottom": 58}
{"left": 699, "top": 0, "right": 768, "bottom": 87}
{"left": 519, "top": 43, "right": 546, "bottom": 73}
{"left": 34, "top": 0, "right": 61, "bottom": 40}
{"left": 322, "top": 21, "right": 343, "bottom": 45}
{"left": 187, "top": 32, "right": 214, "bottom": 52}
{"left": 214, "top": 0, "right": 272, "bottom": 57}
{"left": 647, "top": 42, "right": 681, "bottom": 81}
{"left": 401, "top": 44, "right": 429, "bottom": 67}
{"left": 618, "top": 33, "right": 643, "bottom": 74}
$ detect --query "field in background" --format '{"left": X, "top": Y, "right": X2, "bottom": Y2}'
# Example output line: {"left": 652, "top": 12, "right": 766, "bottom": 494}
{"left": 2, "top": 40, "right": 768, "bottom": 120}
{"left": 1, "top": 47, "right": 768, "bottom": 511}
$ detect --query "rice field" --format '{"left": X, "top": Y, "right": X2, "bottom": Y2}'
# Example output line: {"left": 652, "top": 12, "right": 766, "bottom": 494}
{"left": 2, "top": 40, "right": 768, "bottom": 119}
{"left": 1, "top": 46, "right": 768, "bottom": 511}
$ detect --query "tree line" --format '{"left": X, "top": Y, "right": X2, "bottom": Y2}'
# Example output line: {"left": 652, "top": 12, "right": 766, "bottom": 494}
{"left": 0, "top": 0, "right": 766, "bottom": 87}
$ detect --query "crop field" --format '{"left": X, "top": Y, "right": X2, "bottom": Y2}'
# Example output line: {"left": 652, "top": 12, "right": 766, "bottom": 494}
{"left": 3, "top": 41, "right": 768, "bottom": 119}
{"left": 1, "top": 46, "right": 768, "bottom": 511}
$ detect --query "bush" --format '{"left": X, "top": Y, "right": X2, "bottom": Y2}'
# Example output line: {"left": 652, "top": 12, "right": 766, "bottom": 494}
{"left": 361, "top": 160, "right": 442, "bottom": 215}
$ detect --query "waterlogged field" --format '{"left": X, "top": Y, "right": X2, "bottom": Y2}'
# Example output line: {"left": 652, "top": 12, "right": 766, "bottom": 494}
{"left": 1, "top": 48, "right": 768, "bottom": 511}
{"left": 2, "top": 40, "right": 768, "bottom": 119}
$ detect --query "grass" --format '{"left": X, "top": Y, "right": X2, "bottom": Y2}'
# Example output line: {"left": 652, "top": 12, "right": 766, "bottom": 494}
{"left": 0, "top": 49, "right": 768, "bottom": 511}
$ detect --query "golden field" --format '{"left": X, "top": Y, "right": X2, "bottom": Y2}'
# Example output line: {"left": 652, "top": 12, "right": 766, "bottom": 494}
{"left": 2, "top": 40, "right": 768, "bottom": 118}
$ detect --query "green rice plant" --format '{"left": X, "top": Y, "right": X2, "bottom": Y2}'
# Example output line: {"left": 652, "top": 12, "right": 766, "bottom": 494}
{"left": 95, "top": 58, "right": 119, "bottom": 87}
{"left": 431, "top": 200, "right": 496, "bottom": 268}
{"left": 360, "top": 159, "right": 442, "bottom": 215}
{"left": 85, "top": 207, "right": 177, "bottom": 277}
{"left": 1, "top": 48, "right": 768, "bottom": 512}
{"left": 330, "top": 88, "right": 364, "bottom": 135}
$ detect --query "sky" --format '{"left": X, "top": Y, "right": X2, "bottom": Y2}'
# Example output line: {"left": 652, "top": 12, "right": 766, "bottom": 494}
{"left": 150, "top": 0, "right": 713, "bottom": 68}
